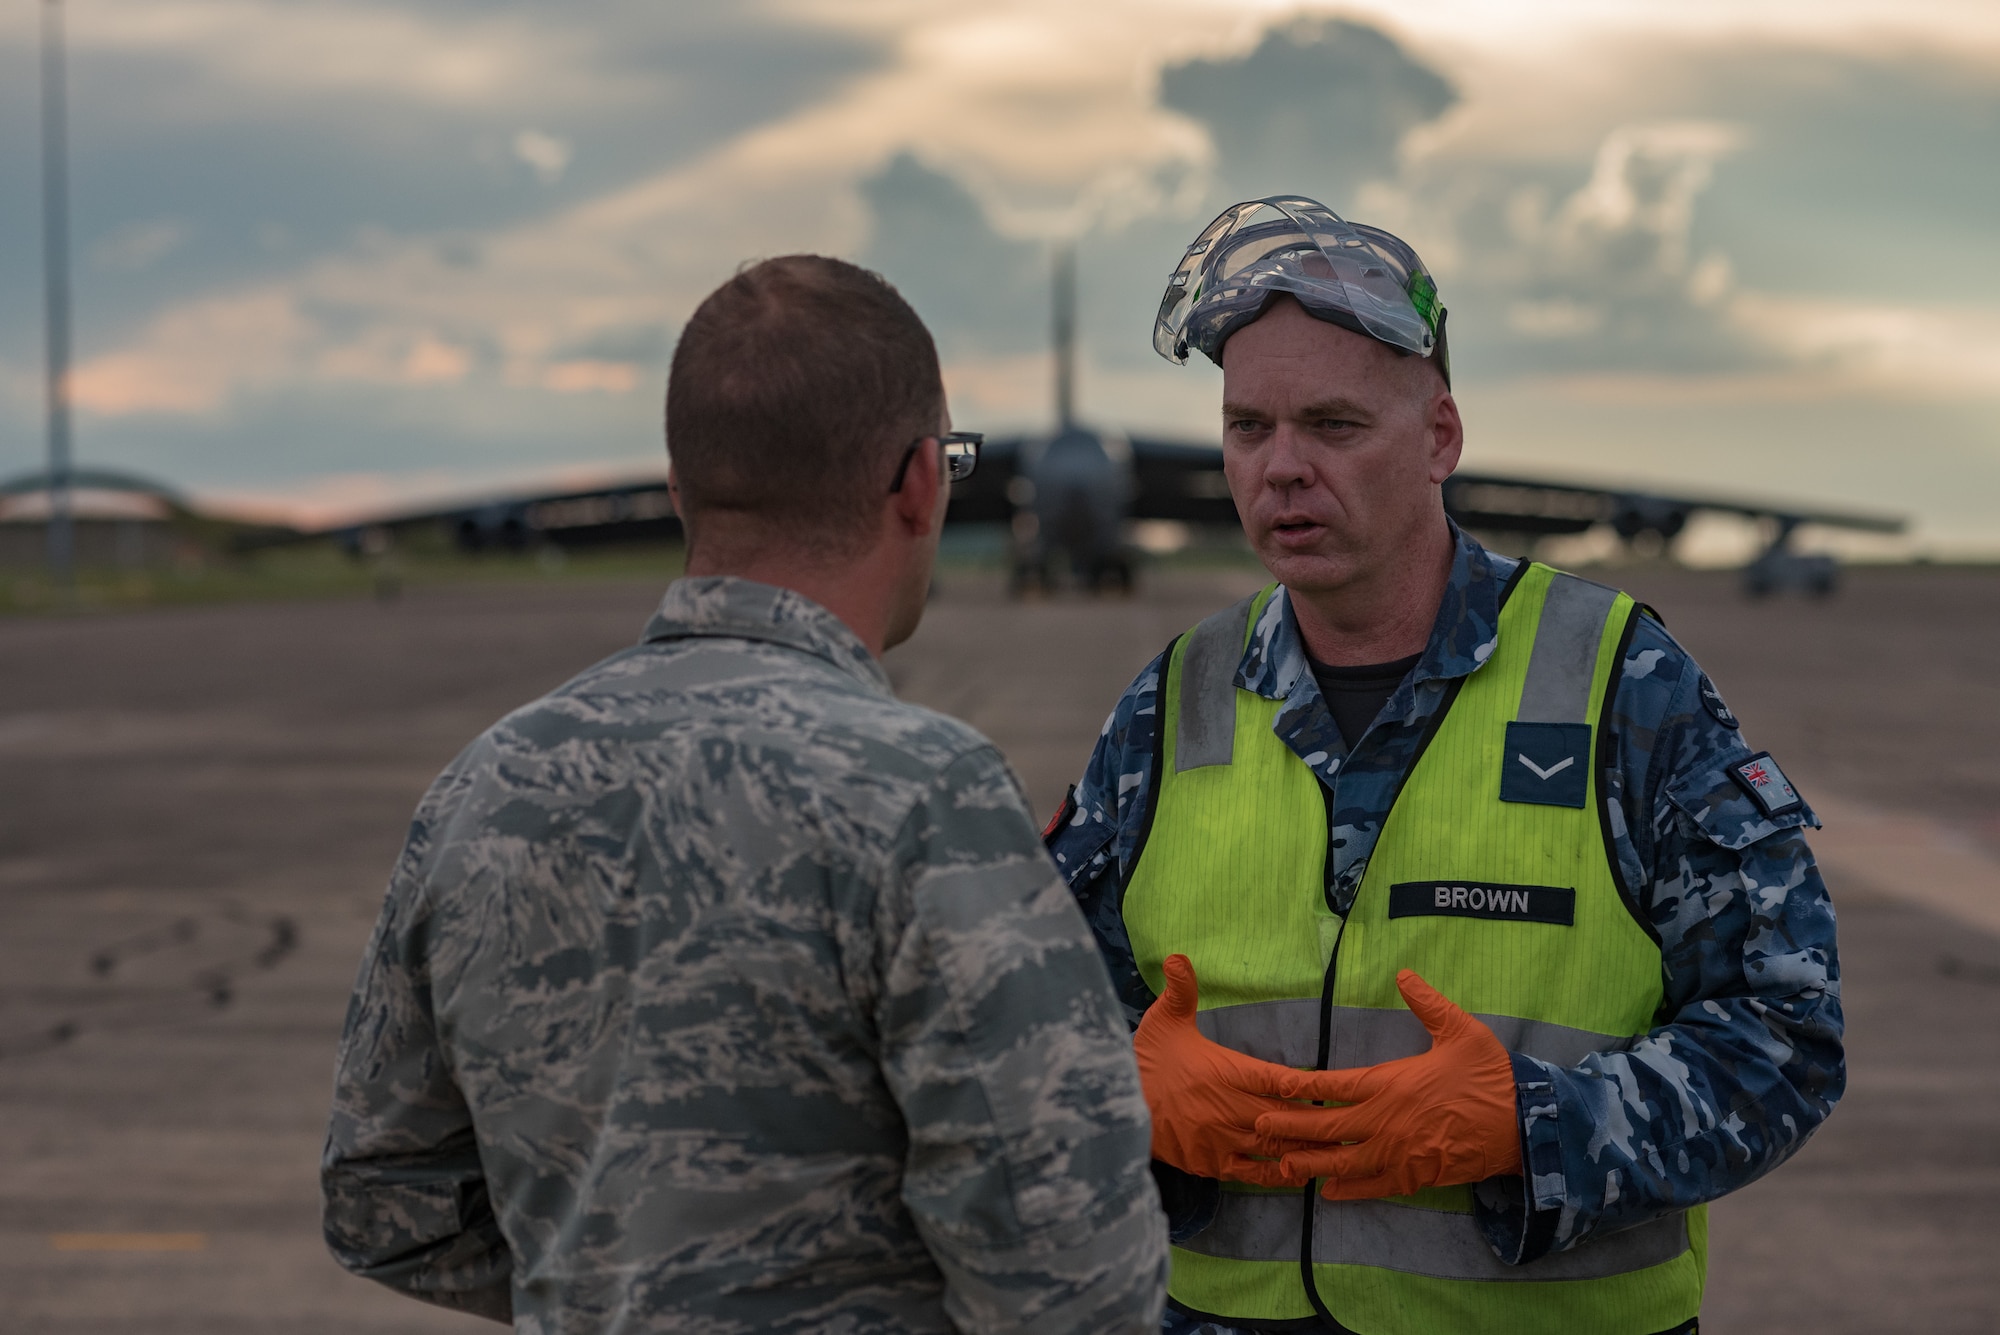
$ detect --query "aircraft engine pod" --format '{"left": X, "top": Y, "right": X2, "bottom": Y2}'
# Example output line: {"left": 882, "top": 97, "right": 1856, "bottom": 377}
{"left": 1610, "top": 497, "right": 1692, "bottom": 557}
{"left": 453, "top": 506, "right": 532, "bottom": 554}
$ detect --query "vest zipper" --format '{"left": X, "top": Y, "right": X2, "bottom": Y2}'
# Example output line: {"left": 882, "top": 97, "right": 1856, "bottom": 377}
{"left": 1300, "top": 914, "right": 1370, "bottom": 1333}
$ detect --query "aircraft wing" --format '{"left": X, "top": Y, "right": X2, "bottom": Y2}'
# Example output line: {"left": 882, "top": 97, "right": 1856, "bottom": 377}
{"left": 243, "top": 441, "right": 1904, "bottom": 560}
{"left": 1441, "top": 471, "right": 1906, "bottom": 543}
{"left": 242, "top": 476, "right": 684, "bottom": 553}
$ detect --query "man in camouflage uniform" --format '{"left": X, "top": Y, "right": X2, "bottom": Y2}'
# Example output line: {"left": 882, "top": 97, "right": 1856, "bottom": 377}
{"left": 1045, "top": 199, "right": 1844, "bottom": 1332}
{"left": 323, "top": 256, "right": 1169, "bottom": 1333}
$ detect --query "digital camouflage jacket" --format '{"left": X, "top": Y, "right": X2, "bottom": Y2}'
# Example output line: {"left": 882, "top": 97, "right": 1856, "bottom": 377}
{"left": 1045, "top": 528, "right": 1844, "bottom": 1272}
{"left": 324, "top": 577, "right": 1168, "bottom": 1335}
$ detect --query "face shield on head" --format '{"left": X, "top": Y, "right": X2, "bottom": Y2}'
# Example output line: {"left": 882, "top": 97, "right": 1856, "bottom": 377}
{"left": 1152, "top": 196, "right": 1449, "bottom": 385}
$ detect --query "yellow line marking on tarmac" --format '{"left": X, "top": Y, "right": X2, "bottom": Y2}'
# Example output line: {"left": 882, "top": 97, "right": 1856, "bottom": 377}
{"left": 49, "top": 1232, "right": 207, "bottom": 1252}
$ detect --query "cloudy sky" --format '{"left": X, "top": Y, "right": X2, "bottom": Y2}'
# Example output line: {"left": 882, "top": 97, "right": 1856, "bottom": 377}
{"left": 0, "top": 1, "right": 1995, "bottom": 549}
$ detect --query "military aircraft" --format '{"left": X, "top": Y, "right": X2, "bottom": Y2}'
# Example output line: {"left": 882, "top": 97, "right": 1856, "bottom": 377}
{"left": 250, "top": 249, "right": 1904, "bottom": 597}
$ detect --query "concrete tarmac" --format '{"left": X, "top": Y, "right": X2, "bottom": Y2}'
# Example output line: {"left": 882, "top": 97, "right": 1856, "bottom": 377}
{"left": 1, "top": 562, "right": 1995, "bottom": 1332}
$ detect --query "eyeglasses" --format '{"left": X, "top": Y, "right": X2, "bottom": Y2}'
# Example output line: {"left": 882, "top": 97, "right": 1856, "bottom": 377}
{"left": 888, "top": 431, "right": 982, "bottom": 493}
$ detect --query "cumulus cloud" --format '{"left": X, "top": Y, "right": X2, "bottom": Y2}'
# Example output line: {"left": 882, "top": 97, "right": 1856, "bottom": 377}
{"left": 400, "top": 335, "right": 472, "bottom": 385}
{"left": 68, "top": 291, "right": 312, "bottom": 416}
{"left": 1, "top": 1, "right": 632, "bottom": 115}
{"left": 861, "top": 152, "right": 1047, "bottom": 358}
{"left": 1549, "top": 121, "right": 1742, "bottom": 277}
{"left": 3, "top": 0, "right": 1994, "bottom": 535}
{"left": 857, "top": 14, "right": 1468, "bottom": 398}
{"left": 0, "top": 2, "right": 888, "bottom": 388}
{"left": 42, "top": 80, "right": 887, "bottom": 421}
{"left": 513, "top": 130, "right": 573, "bottom": 185}
{"left": 90, "top": 220, "right": 193, "bottom": 273}
{"left": 1372, "top": 38, "right": 2000, "bottom": 393}
{"left": 1158, "top": 16, "right": 1457, "bottom": 203}
{"left": 22, "top": 0, "right": 1244, "bottom": 435}
{"left": 1730, "top": 294, "right": 2000, "bottom": 393}
{"left": 28, "top": 7, "right": 1990, "bottom": 423}
{"left": 1373, "top": 117, "right": 1763, "bottom": 378}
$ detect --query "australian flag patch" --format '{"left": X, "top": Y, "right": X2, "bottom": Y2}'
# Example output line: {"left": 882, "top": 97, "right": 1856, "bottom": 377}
{"left": 1730, "top": 751, "right": 1802, "bottom": 817}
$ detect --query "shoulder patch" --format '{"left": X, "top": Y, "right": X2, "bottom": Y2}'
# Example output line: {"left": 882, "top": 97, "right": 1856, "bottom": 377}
{"left": 1500, "top": 721, "right": 1591, "bottom": 809}
{"left": 1698, "top": 674, "right": 1740, "bottom": 731}
{"left": 1729, "top": 751, "right": 1801, "bottom": 817}
{"left": 1041, "top": 785, "right": 1078, "bottom": 843}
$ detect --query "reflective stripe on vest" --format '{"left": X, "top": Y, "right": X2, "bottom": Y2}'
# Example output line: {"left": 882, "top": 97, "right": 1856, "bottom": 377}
{"left": 1180, "top": 1193, "right": 1689, "bottom": 1281}
{"left": 1121, "top": 564, "right": 1706, "bottom": 1334}
{"left": 1194, "top": 996, "right": 1632, "bottom": 1069}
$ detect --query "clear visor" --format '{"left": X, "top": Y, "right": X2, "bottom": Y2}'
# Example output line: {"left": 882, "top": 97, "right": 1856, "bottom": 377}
{"left": 1152, "top": 196, "right": 1442, "bottom": 366}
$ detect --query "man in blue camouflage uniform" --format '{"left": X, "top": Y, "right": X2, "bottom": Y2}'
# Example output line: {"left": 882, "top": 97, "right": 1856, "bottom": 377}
{"left": 323, "top": 256, "right": 1168, "bottom": 1333}
{"left": 1045, "top": 199, "right": 1843, "bottom": 1332}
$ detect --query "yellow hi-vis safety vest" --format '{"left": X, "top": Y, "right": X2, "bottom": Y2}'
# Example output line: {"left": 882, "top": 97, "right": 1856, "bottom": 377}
{"left": 1122, "top": 563, "right": 1706, "bottom": 1335}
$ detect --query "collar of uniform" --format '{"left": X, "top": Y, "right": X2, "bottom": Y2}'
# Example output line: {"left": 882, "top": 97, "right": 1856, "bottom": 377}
{"left": 639, "top": 576, "right": 892, "bottom": 695}
{"left": 1236, "top": 524, "right": 1515, "bottom": 701}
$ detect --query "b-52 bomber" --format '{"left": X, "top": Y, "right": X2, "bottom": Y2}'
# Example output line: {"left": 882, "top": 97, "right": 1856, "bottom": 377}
{"left": 278, "top": 430, "right": 1901, "bottom": 600}
{"left": 277, "top": 251, "right": 1903, "bottom": 598}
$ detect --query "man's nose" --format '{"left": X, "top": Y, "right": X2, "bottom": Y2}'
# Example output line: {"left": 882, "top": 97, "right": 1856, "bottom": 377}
{"left": 1263, "top": 424, "right": 1314, "bottom": 489}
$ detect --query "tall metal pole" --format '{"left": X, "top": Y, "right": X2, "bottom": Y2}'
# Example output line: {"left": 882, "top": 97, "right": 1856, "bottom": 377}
{"left": 1052, "top": 242, "right": 1075, "bottom": 432}
{"left": 41, "top": 0, "right": 76, "bottom": 587}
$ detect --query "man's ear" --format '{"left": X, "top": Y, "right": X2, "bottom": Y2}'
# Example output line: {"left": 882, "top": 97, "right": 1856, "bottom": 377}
{"left": 666, "top": 464, "right": 682, "bottom": 519}
{"left": 1427, "top": 391, "right": 1464, "bottom": 484}
{"left": 892, "top": 437, "right": 943, "bottom": 535}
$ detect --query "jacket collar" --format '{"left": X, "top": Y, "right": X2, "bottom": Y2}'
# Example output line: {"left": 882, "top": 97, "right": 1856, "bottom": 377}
{"left": 1238, "top": 523, "right": 1518, "bottom": 702}
{"left": 639, "top": 576, "right": 892, "bottom": 695}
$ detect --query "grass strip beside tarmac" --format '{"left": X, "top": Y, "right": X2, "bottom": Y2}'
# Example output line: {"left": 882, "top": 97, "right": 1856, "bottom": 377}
{"left": 1, "top": 542, "right": 692, "bottom": 616}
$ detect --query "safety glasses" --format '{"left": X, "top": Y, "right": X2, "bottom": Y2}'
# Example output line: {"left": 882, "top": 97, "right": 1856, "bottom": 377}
{"left": 1153, "top": 196, "right": 1443, "bottom": 370}
{"left": 888, "top": 431, "right": 982, "bottom": 493}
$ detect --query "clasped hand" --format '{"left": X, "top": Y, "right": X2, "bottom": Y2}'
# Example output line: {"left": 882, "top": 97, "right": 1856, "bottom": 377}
{"left": 1132, "top": 954, "right": 1327, "bottom": 1186}
{"left": 1135, "top": 958, "right": 1522, "bottom": 1201}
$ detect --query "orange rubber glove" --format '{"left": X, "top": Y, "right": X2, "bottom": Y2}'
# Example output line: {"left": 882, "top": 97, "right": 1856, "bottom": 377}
{"left": 1253, "top": 969, "right": 1522, "bottom": 1202}
{"left": 1134, "top": 954, "right": 1328, "bottom": 1187}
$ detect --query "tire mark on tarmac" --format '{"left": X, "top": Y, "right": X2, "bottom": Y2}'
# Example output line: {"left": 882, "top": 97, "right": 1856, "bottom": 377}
{"left": 0, "top": 904, "right": 300, "bottom": 1059}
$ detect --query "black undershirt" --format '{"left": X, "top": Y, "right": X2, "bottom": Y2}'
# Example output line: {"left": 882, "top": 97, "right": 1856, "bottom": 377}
{"left": 1309, "top": 651, "right": 1422, "bottom": 751}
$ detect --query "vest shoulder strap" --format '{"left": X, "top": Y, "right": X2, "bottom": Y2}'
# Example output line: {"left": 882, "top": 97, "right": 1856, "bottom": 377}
{"left": 1517, "top": 570, "right": 1621, "bottom": 724}
{"left": 1175, "top": 591, "right": 1261, "bottom": 772}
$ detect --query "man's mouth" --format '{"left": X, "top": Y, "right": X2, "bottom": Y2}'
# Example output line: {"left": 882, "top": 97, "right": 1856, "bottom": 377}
{"left": 1269, "top": 516, "right": 1325, "bottom": 547}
